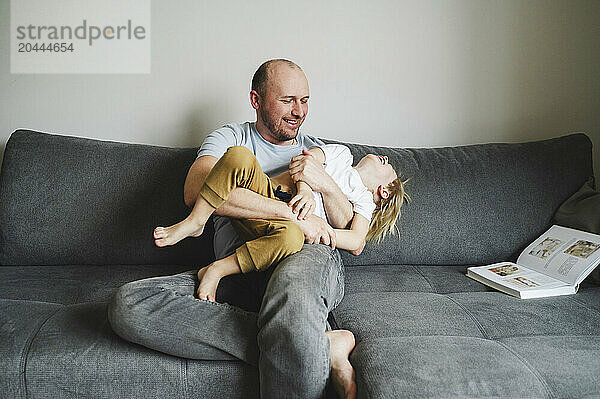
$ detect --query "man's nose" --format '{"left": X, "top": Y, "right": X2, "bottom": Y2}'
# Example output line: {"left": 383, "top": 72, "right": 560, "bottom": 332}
{"left": 291, "top": 100, "right": 304, "bottom": 118}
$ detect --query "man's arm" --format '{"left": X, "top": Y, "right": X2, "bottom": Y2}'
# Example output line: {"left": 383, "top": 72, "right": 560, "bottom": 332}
{"left": 184, "top": 155, "right": 336, "bottom": 245}
{"left": 184, "top": 155, "right": 294, "bottom": 218}
{"left": 288, "top": 150, "right": 354, "bottom": 229}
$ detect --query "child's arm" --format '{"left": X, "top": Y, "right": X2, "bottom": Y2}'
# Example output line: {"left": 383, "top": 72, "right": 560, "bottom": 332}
{"left": 289, "top": 147, "right": 354, "bottom": 228}
{"left": 333, "top": 213, "right": 370, "bottom": 255}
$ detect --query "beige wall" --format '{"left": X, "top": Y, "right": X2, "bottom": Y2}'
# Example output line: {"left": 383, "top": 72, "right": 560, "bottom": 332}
{"left": 1, "top": 0, "right": 599, "bottom": 177}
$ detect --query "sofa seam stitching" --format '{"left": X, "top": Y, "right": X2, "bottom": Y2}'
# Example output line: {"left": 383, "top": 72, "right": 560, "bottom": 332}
{"left": 566, "top": 295, "right": 600, "bottom": 316}
{"left": 19, "top": 305, "right": 65, "bottom": 399}
{"left": 494, "top": 340, "right": 554, "bottom": 399}
{"left": 411, "top": 266, "right": 436, "bottom": 292}
{"left": 444, "top": 295, "right": 490, "bottom": 339}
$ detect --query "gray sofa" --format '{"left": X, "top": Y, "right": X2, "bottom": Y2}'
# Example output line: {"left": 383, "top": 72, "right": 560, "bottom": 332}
{"left": 1, "top": 129, "right": 597, "bottom": 398}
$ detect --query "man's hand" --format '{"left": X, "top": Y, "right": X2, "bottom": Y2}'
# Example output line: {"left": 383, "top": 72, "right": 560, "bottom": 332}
{"left": 288, "top": 181, "right": 316, "bottom": 220}
{"left": 289, "top": 150, "right": 333, "bottom": 193}
{"left": 296, "top": 214, "right": 336, "bottom": 249}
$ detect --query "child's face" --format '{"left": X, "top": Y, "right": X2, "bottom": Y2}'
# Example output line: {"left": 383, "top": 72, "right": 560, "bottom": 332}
{"left": 357, "top": 154, "right": 397, "bottom": 200}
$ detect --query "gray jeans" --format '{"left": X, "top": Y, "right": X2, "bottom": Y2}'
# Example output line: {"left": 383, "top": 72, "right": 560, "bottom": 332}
{"left": 107, "top": 244, "right": 344, "bottom": 399}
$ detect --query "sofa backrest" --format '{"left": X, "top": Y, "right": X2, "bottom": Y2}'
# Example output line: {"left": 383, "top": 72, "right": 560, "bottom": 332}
{"left": 0, "top": 130, "right": 593, "bottom": 268}
{"left": 0, "top": 130, "right": 214, "bottom": 267}
{"left": 328, "top": 134, "right": 594, "bottom": 267}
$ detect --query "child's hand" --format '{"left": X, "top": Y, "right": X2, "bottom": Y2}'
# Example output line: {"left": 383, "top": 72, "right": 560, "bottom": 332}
{"left": 289, "top": 185, "right": 315, "bottom": 220}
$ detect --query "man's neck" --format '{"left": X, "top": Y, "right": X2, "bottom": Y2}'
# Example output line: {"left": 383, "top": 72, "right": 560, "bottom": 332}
{"left": 255, "top": 120, "right": 297, "bottom": 146}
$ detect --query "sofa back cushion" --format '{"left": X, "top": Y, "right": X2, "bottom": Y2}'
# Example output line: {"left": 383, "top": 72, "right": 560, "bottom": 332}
{"left": 0, "top": 130, "right": 593, "bottom": 268}
{"left": 329, "top": 134, "right": 594, "bottom": 266}
{"left": 0, "top": 130, "right": 213, "bottom": 266}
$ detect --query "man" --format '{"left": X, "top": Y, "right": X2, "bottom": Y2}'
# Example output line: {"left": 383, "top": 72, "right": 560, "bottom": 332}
{"left": 108, "top": 59, "right": 356, "bottom": 399}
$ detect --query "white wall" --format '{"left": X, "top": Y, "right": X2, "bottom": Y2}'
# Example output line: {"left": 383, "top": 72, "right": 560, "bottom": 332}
{"left": 2, "top": 0, "right": 599, "bottom": 177}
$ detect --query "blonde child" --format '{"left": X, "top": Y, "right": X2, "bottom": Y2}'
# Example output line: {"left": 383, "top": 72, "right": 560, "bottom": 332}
{"left": 154, "top": 144, "right": 409, "bottom": 301}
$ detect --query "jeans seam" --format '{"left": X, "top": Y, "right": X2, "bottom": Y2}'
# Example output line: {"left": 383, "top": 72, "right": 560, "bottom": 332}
{"left": 331, "top": 249, "right": 344, "bottom": 310}
{"left": 180, "top": 359, "right": 189, "bottom": 399}
{"left": 318, "top": 247, "right": 339, "bottom": 392}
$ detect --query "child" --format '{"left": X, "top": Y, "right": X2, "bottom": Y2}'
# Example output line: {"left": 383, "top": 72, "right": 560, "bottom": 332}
{"left": 154, "top": 145, "right": 409, "bottom": 301}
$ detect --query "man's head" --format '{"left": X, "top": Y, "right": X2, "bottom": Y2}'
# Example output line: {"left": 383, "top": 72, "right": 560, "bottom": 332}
{"left": 250, "top": 59, "right": 309, "bottom": 144}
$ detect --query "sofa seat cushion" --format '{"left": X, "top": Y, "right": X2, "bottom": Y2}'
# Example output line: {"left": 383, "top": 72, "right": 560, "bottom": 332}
{"left": 447, "top": 289, "right": 600, "bottom": 338}
{"left": 0, "top": 264, "right": 194, "bottom": 305}
{"left": 350, "top": 335, "right": 600, "bottom": 399}
{"left": 334, "top": 286, "right": 600, "bottom": 398}
{"left": 332, "top": 292, "right": 486, "bottom": 340}
{"left": 334, "top": 287, "right": 600, "bottom": 340}
{"left": 498, "top": 336, "right": 600, "bottom": 398}
{"left": 351, "top": 336, "right": 549, "bottom": 398}
{"left": 0, "top": 299, "right": 64, "bottom": 398}
{"left": 344, "top": 264, "right": 491, "bottom": 295}
{"left": 0, "top": 299, "right": 258, "bottom": 399}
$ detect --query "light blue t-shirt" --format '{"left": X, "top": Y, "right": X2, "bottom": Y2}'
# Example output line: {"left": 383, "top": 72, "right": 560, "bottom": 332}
{"left": 197, "top": 121, "right": 324, "bottom": 259}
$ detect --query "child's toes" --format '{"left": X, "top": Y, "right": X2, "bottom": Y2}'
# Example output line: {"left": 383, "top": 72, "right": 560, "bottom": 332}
{"left": 154, "top": 227, "right": 166, "bottom": 239}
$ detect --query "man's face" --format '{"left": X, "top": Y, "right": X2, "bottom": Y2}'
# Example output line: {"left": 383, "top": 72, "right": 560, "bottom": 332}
{"left": 256, "top": 66, "right": 309, "bottom": 142}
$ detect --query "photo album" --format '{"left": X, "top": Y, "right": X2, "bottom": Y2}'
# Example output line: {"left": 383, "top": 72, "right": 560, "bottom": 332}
{"left": 467, "top": 225, "right": 600, "bottom": 299}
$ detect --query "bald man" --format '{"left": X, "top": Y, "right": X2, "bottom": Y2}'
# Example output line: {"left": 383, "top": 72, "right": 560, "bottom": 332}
{"left": 109, "top": 59, "right": 356, "bottom": 399}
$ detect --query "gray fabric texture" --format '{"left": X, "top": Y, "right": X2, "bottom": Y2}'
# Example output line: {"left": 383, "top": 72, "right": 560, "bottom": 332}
{"left": 332, "top": 292, "right": 486, "bottom": 341}
{"left": 448, "top": 289, "right": 600, "bottom": 338}
{"left": 553, "top": 176, "right": 600, "bottom": 234}
{"left": 324, "top": 134, "right": 593, "bottom": 267}
{"left": 0, "top": 299, "right": 63, "bottom": 399}
{"left": 0, "top": 264, "right": 193, "bottom": 304}
{"left": 0, "top": 130, "right": 214, "bottom": 267}
{"left": 22, "top": 301, "right": 259, "bottom": 399}
{"left": 499, "top": 336, "right": 600, "bottom": 398}
{"left": 331, "top": 285, "right": 600, "bottom": 398}
{"left": 344, "top": 264, "right": 491, "bottom": 295}
{"left": 351, "top": 336, "right": 549, "bottom": 398}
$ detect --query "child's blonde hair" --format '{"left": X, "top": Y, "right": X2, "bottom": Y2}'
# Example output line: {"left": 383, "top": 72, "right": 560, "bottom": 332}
{"left": 365, "top": 177, "right": 410, "bottom": 243}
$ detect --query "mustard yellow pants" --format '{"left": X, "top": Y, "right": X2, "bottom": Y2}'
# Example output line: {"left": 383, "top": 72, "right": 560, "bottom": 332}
{"left": 198, "top": 146, "right": 304, "bottom": 273}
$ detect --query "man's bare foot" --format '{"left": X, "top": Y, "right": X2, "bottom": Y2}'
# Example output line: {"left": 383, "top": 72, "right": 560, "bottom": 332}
{"left": 196, "top": 264, "right": 221, "bottom": 302}
{"left": 326, "top": 330, "right": 357, "bottom": 399}
{"left": 154, "top": 218, "right": 205, "bottom": 247}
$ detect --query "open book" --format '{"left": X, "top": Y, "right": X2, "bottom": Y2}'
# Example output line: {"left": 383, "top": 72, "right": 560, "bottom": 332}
{"left": 467, "top": 225, "right": 600, "bottom": 299}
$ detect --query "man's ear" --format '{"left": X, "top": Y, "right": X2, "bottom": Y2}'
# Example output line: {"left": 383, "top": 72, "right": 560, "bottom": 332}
{"left": 250, "top": 90, "right": 261, "bottom": 110}
{"left": 378, "top": 185, "right": 390, "bottom": 200}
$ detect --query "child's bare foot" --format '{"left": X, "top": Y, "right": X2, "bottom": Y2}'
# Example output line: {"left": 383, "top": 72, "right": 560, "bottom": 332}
{"left": 196, "top": 254, "right": 241, "bottom": 302}
{"left": 196, "top": 264, "right": 222, "bottom": 302}
{"left": 326, "top": 330, "right": 357, "bottom": 399}
{"left": 154, "top": 218, "right": 205, "bottom": 247}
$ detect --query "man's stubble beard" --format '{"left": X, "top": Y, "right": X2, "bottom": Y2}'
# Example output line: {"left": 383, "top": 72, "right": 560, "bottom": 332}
{"left": 258, "top": 109, "right": 302, "bottom": 142}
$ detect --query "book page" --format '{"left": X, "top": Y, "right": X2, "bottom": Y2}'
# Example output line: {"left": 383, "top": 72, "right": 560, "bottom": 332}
{"left": 516, "top": 225, "right": 600, "bottom": 286}
{"left": 471, "top": 262, "right": 569, "bottom": 293}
